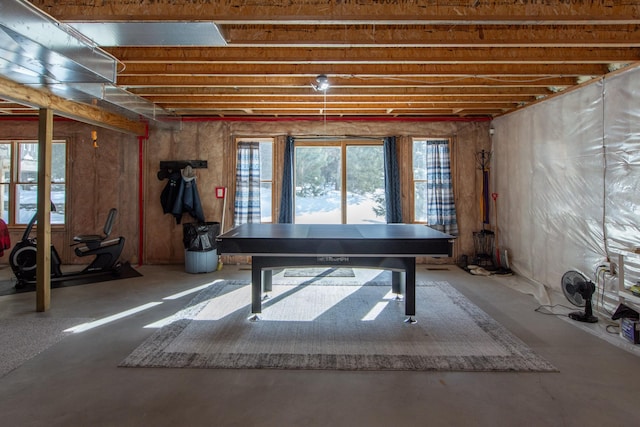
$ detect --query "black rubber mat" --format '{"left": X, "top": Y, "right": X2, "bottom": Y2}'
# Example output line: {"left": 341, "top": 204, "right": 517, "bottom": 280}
{"left": 0, "top": 262, "right": 142, "bottom": 296}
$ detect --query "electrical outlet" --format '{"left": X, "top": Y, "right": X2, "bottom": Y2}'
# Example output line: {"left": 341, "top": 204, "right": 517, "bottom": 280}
{"left": 598, "top": 261, "right": 615, "bottom": 275}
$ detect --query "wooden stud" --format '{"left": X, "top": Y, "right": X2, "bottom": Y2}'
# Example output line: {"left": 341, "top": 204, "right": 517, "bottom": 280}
{"left": 36, "top": 108, "right": 53, "bottom": 312}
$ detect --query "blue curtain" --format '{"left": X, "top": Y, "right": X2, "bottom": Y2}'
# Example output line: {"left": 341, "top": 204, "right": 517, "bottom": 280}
{"left": 425, "top": 140, "right": 458, "bottom": 235}
{"left": 278, "top": 136, "right": 295, "bottom": 223}
{"left": 383, "top": 136, "right": 403, "bottom": 223}
{"left": 234, "top": 141, "right": 261, "bottom": 225}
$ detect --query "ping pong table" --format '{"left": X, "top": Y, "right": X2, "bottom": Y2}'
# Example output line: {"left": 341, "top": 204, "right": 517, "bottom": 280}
{"left": 216, "top": 223, "right": 454, "bottom": 322}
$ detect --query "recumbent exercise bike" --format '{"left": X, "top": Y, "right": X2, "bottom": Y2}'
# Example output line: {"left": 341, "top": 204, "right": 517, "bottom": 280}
{"left": 9, "top": 203, "right": 125, "bottom": 288}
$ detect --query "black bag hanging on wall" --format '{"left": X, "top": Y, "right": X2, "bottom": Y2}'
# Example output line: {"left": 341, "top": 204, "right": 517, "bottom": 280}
{"left": 183, "top": 222, "right": 220, "bottom": 252}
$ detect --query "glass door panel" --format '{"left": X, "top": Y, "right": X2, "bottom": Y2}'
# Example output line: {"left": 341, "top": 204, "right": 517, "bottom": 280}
{"left": 294, "top": 146, "right": 342, "bottom": 224}
{"left": 346, "top": 145, "right": 385, "bottom": 224}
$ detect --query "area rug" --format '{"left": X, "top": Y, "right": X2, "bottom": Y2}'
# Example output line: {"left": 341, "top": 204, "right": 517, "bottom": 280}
{"left": 284, "top": 267, "right": 355, "bottom": 277}
{"left": 120, "top": 280, "right": 557, "bottom": 372}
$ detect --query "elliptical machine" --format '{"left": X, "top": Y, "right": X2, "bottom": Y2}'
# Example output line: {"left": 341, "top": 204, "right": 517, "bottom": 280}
{"left": 9, "top": 203, "right": 125, "bottom": 288}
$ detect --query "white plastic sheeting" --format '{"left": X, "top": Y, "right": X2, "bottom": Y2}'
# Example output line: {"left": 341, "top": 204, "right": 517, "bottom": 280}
{"left": 492, "top": 65, "right": 640, "bottom": 306}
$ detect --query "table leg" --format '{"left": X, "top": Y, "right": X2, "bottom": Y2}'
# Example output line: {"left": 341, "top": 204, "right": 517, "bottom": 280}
{"left": 392, "top": 270, "right": 404, "bottom": 300}
{"left": 263, "top": 269, "right": 273, "bottom": 293}
{"left": 251, "top": 262, "right": 262, "bottom": 318}
{"left": 404, "top": 258, "right": 416, "bottom": 323}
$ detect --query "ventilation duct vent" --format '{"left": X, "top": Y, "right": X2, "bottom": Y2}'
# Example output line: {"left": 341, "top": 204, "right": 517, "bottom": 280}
{"left": 0, "top": 0, "right": 117, "bottom": 84}
{"left": 0, "top": 0, "right": 179, "bottom": 129}
{"left": 68, "top": 22, "right": 227, "bottom": 47}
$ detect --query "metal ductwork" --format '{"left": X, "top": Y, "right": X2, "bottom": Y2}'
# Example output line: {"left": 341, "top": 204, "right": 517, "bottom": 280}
{"left": 0, "top": 0, "right": 179, "bottom": 129}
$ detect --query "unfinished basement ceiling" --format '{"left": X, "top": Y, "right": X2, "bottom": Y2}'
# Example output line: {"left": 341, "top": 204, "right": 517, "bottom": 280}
{"left": 1, "top": 0, "right": 640, "bottom": 120}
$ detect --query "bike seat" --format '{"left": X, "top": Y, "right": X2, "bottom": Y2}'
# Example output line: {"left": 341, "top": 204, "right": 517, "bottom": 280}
{"left": 73, "top": 234, "right": 105, "bottom": 244}
{"left": 73, "top": 208, "right": 117, "bottom": 245}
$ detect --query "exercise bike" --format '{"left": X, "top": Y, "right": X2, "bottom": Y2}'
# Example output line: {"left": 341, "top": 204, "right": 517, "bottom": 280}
{"left": 9, "top": 203, "right": 125, "bottom": 288}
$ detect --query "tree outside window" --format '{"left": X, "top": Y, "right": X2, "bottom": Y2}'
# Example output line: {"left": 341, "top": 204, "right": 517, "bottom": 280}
{"left": 0, "top": 140, "right": 66, "bottom": 225}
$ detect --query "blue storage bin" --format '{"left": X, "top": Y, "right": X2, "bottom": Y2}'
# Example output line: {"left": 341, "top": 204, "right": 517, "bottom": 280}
{"left": 185, "top": 249, "right": 217, "bottom": 273}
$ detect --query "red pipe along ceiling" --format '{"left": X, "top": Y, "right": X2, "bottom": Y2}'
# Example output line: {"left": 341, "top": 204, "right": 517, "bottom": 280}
{"left": 178, "top": 116, "right": 491, "bottom": 123}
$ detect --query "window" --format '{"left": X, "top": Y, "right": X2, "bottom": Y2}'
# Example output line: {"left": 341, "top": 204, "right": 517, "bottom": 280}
{"left": 0, "top": 140, "right": 67, "bottom": 225}
{"left": 234, "top": 138, "right": 273, "bottom": 225}
{"left": 294, "top": 141, "right": 385, "bottom": 224}
{"left": 412, "top": 138, "right": 458, "bottom": 235}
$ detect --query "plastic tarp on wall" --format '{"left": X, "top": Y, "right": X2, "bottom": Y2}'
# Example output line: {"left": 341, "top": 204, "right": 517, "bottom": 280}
{"left": 492, "top": 65, "right": 640, "bottom": 304}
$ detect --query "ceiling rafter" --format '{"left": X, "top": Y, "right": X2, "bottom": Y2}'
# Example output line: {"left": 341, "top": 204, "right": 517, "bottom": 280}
{"left": 116, "top": 63, "right": 610, "bottom": 77}
{"left": 106, "top": 46, "right": 640, "bottom": 64}
{"left": 26, "top": 0, "right": 640, "bottom": 23}
{"left": 1, "top": 0, "right": 637, "bottom": 119}
{"left": 219, "top": 24, "right": 640, "bottom": 46}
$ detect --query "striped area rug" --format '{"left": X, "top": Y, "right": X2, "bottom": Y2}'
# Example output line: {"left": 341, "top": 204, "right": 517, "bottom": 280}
{"left": 284, "top": 267, "right": 355, "bottom": 277}
{"left": 120, "top": 280, "right": 557, "bottom": 372}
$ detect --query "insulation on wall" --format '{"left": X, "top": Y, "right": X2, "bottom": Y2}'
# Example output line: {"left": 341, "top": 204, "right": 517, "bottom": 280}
{"left": 145, "top": 120, "right": 491, "bottom": 264}
{"left": 0, "top": 120, "right": 139, "bottom": 265}
{"left": 492, "top": 65, "right": 640, "bottom": 305}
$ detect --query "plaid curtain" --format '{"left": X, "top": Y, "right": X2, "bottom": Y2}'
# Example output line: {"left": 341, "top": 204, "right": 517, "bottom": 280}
{"left": 234, "top": 141, "right": 261, "bottom": 225}
{"left": 426, "top": 140, "right": 458, "bottom": 235}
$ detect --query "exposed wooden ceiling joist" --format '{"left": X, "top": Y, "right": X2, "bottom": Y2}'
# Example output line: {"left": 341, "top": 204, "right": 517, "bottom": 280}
{"left": 219, "top": 24, "right": 640, "bottom": 46}
{"left": 117, "top": 62, "right": 609, "bottom": 77}
{"left": 106, "top": 46, "right": 640, "bottom": 64}
{"left": 0, "top": 0, "right": 635, "bottom": 120}
{"left": 27, "top": 0, "right": 640, "bottom": 23}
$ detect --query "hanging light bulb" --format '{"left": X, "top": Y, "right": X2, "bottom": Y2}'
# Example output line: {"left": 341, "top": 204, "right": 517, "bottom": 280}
{"left": 314, "top": 74, "right": 330, "bottom": 91}
{"left": 91, "top": 130, "right": 99, "bottom": 148}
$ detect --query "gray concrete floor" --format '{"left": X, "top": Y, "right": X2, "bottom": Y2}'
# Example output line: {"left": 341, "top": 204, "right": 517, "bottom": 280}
{"left": 0, "top": 263, "right": 639, "bottom": 427}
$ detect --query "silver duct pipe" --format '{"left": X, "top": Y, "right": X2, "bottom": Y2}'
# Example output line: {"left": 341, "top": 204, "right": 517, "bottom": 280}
{"left": 0, "top": 0, "right": 179, "bottom": 129}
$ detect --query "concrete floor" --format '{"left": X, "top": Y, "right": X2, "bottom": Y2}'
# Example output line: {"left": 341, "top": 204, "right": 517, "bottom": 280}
{"left": 0, "top": 263, "right": 639, "bottom": 427}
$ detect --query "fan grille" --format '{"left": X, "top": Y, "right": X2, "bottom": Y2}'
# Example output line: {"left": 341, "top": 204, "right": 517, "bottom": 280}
{"left": 561, "top": 270, "right": 588, "bottom": 307}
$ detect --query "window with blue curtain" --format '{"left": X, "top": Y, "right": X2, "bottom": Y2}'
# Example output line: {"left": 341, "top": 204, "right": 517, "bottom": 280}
{"left": 413, "top": 138, "right": 458, "bottom": 235}
{"left": 281, "top": 137, "right": 394, "bottom": 224}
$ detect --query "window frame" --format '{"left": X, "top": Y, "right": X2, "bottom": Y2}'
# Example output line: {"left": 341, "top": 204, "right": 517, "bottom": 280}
{"left": 410, "top": 136, "right": 454, "bottom": 225}
{"left": 0, "top": 139, "right": 67, "bottom": 227}
{"left": 234, "top": 137, "right": 275, "bottom": 224}
{"left": 293, "top": 139, "right": 385, "bottom": 224}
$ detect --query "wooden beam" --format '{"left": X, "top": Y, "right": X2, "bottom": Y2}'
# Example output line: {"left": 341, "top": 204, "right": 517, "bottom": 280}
{"left": 106, "top": 46, "right": 640, "bottom": 64}
{"left": 0, "top": 106, "right": 36, "bottom": 114}
{"left": 117, "top": 63, "right": 610, "bottom": 77}
{"left": 162, "top": 101, "right": 518, "bottom": 110}
{"left": 36, "top": 108, "right": 53, "bottom": 313}
{"left": 143, "top": 94, "right": 539, "bottom": 104}
{"left": 0, "top": 76, "right": 146, "bottom": 135}
{"left": 172, "top": 108, "right": 502, "bottom": 117}
{"left": 219, "top": 24, "right": 640, "bottom": 46}
{"left": 31, "top": 0, "right": 640, "bottom": 23}
{"left": 120, "top": 75, "right": 578, "bottom": 88}
{"left": 132, "top": 86, "right": 553, "bottom": 97}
